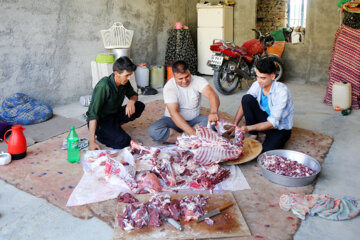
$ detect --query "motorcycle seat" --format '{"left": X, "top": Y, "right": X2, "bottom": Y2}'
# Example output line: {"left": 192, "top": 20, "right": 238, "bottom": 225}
{"left": 234, "top": 46, "right": 247, "bottom": 55}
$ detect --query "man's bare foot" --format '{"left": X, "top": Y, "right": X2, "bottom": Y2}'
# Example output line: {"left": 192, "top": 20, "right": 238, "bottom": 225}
{"left": 165, "top": 128, "right": 181, "bottom": 143}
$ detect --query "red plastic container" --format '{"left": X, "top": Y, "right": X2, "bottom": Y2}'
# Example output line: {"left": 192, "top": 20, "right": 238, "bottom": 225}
{"left": 4, "top": 125, "right": 27, "bottom": 160}
{"left": 166, "top": 66, "right": 173, "bottom": 82}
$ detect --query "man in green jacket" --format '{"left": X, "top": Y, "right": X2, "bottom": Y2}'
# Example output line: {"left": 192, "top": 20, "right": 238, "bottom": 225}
{"left": 86, "top": 57, "right": 145, "bottom": 150}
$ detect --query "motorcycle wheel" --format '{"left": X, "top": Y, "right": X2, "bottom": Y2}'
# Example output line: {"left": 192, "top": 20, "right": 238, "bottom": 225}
{"left": 269, "top": 56, "right": 284, "bottom": 82}
{"left": 213, "top": 60, "right": 240, "bottom": 95}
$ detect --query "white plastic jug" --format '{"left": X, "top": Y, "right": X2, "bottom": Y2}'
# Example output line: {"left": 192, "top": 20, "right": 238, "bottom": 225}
{"left": 135, "top": 63, "right": 149, "bottom": 87}
{"left": 332, "top": 82, "right": 352, "bottom": 109}
{"left": 150, "top": 65, "right": 165, "bottom": 89}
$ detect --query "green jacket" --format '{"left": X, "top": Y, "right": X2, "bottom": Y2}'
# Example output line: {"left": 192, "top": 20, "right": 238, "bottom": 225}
{"left": 86, "top": 73, "right": 137, "bottom": 122}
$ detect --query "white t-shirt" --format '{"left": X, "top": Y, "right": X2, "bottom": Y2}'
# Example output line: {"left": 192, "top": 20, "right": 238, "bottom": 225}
{"left": 163, "top": 75, "right": 209, "bottom": 121}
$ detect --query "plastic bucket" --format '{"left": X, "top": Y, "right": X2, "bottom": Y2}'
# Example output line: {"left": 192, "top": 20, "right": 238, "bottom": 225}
{"left": 95, "top": 54, "right": 115, "bottom": 63}
{"left": 135, "top": 63, "right": 149, "bottom": 87}
{"left": 112, "top": 48, "right": 130, "bottom": 60}
{"left": 79, "top": 95, "right": 92, "bottom": 107}
{"left": 150, "top": 65, "right": 165, "bottom": 89}
{"left": 332, "top": 82, "right": 352, "bottom": 110}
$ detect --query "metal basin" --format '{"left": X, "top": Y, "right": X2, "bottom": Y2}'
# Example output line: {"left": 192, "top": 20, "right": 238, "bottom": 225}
{"left": 257, "top": 149, "right": 321, "bottom": 187}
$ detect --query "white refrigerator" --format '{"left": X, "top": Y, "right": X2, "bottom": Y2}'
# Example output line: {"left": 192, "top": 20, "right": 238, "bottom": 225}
{"left": 197, "top": 5, "right": 234, "bottom": 75}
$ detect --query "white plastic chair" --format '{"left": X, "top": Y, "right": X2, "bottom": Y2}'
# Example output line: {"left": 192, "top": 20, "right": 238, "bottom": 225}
{"left": 100, "top": 22, "right": 134, "bottom": 49}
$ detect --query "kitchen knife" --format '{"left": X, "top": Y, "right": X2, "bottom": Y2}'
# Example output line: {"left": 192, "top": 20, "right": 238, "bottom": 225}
{"left": 161, "top": 214, "right": 184, "bottom": 231}
{"left": 167, "top": 217, "right": 184, "bottom": 231}
{"left": 196, "top": 201, "right": 233, "bottom": 223}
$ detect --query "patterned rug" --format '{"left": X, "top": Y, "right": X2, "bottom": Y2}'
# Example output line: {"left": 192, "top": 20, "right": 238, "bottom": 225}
{"left": 0, "top": 100, "right": 333, "bottom": 239}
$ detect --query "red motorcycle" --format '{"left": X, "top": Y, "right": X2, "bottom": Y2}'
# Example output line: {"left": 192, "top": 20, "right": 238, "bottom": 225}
{"left": 207, "top": 29, "right": 284, "bottom": 95}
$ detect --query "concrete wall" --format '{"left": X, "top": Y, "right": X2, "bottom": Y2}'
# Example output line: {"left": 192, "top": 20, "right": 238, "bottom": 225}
{"left": 0, "top": 0, "right": 198, "bottom": 106}
{"left": 0, "top": 0, "right": 340, "bottom": 106}
{"left": 282, "top": 0, "right": 339, "bottom": 84}
{"left": 233, "top": 0, "right": 257, "bottom": 44}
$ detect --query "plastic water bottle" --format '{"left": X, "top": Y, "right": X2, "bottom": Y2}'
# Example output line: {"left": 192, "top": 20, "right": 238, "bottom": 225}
{"left": 67, "top": 126, "right": 79, "bottom": 163}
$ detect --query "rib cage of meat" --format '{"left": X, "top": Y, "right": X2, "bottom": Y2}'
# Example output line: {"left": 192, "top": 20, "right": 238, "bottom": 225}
{"left": 176, "top": 125, "right": 243, "bottom": 165}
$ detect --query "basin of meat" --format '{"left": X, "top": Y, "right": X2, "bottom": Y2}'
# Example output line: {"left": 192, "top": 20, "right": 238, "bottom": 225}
{"left": 257, "top": 150, "right": 321, "bottom": 187}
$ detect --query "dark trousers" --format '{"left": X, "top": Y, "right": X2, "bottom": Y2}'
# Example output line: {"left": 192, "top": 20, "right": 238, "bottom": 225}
{"left": 96, "top": 101, "right": 145, "bottom": 149}
{"left": 242, "top": 94, "right": 291, "bottom": 152}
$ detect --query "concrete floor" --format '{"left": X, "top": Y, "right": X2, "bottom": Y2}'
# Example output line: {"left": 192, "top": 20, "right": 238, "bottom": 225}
{"left": 1, "top": 78, "right": 359, "bottom": 240}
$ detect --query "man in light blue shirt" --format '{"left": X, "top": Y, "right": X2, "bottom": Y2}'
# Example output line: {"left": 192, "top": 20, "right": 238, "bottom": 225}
{"left": 232, "top": 58, "right": 294, "bottom": 152}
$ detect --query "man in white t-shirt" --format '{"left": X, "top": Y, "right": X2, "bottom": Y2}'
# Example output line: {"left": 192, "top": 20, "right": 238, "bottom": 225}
{"left": 149, "top": 60, "right": 220, "bottom": 143}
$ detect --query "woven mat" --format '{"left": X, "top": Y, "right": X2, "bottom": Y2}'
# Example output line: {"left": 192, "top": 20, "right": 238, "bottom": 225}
{"left": 0, "top": 100, "right": 333, "bottom": 239}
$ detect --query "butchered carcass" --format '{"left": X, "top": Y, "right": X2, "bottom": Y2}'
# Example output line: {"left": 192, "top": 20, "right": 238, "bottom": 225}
{"left": 176, "top": 126, "right": 243, "bottom": 165}
{"left": 151, "top": 152, "right": 177, "bottom": 187}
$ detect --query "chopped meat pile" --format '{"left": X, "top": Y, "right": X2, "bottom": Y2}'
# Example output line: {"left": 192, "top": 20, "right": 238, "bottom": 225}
{"left": 130, "top": 139, "right": 231, "bottom": 191}
{"left": 179, "top": 195, "right": 209, "bottom": 222}
{"left": 260, "top": 154, "right": 317, "bottom": 177}
{"left": 117, "top": 194, "right": 209, "bottom": 231}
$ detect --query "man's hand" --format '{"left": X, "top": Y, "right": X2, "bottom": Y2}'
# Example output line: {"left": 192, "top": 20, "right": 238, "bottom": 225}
{"left": 125, "top": 101, "right": 136, "bottom": 117}
{"left": 88, "top": 141, "right": 101, "bottom": 150}
{"left": 239, "top": 125, "right": 250, "bottom": 134}
{"left": 208, "top": 112, "right": 219, "bottom": 123}
{"left": 224, "top": 125, "right": 236, "bottom": 137}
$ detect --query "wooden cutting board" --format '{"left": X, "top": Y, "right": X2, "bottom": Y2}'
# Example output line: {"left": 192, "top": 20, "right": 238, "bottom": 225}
{"left": 113, "top": 192, "right": 251, "bottom": 240}
{"left": 223, "top": 138, "right": 262, "bottom": 165}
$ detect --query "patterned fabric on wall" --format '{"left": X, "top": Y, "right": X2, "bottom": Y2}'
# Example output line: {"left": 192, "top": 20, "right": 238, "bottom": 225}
{"left": 165, "top": 29, "right": 197, "bottom": 74}
{"left": 323, "top": 24, "right": 360, "bottom": 109}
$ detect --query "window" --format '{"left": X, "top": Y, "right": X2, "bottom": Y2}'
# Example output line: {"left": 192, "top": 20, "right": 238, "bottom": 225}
{"left": 288, "top": 0, "right": 308, "bottom": 27}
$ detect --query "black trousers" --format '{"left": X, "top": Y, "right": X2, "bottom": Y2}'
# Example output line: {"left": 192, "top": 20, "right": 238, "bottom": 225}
{"left": 96, "top": 101, "right": 145, "bottom": 149}
{"left": 242, "top": 94, "right": 291, "bottom": 152}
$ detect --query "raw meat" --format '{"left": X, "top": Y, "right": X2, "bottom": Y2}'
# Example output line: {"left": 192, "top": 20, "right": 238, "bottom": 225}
{"left": 131, "top": 205, "right": 150, "bottom": 228}
{"left": 117, "top": 204, "right": 137, "bottom": 231}
{"left": 151, "top": 152, "right": 177, "bottom": 186}
{"left": 177, "top": 126, "right": 243, "bottom": 165}
{"left": 146, "top": 206, "right": 162, "bottom": 227}
{"left": 135, "top": 172, "right": 163, "bottom": 193}
{"left": 148, "top": 194, "right": 181, "bottom": 220}
{"left": 130, "top": 140, "right": 160, "bottom": 159}
{"left": 105, "top": 154, "right": 137, "bottom": 189}
{"left": 215, "top": 119, "right": 245, "bottom": 147}
{"left": 117, "top": 193, "right": 139, "bottom": 203}
{"left": 179, "top": 195, "right": 209, "bottom": 222}
{"left": 260, "top": 154, "right": 317, "bottom": 177}
{"left": 117, "top": 194, "right": 209, "bottom": 230}
{"left": 193, "top": 166, "right": 231, "bottom": 190}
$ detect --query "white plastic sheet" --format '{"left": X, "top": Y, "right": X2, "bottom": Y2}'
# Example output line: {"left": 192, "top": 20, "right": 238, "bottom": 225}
{"left": 67, "top": 147, "right": 250, "bottom": 206}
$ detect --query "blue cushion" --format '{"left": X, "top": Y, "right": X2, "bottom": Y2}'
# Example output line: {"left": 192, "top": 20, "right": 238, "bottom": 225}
{"left": 0, "top": 93, "right": 53, "bottom": 125}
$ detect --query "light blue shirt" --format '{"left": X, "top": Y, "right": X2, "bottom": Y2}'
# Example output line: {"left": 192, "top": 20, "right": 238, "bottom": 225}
{"left": 247, "top": 81, "right": 294, "bottom": 130}
{"left": 260, "top": 90, "right": 271, "bottom": 115}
